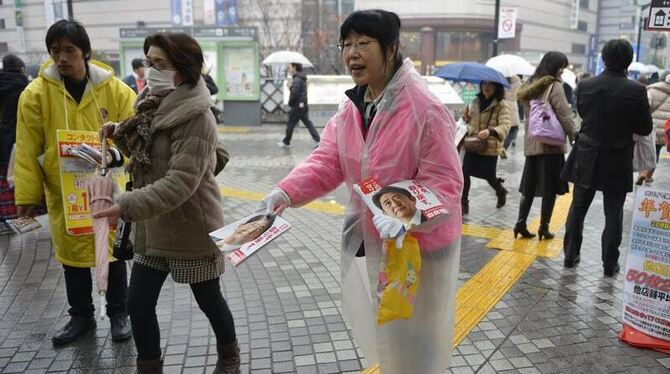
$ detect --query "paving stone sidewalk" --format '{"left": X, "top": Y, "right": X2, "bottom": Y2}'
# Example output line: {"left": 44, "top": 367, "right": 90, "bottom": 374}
{"left": 0, "top": 126, "right": 668, "bottom": 373}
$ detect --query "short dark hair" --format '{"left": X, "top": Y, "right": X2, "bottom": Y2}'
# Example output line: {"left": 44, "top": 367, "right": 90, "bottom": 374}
{"left": 45, "top": 20, "right": 91, "bottom": 61}
{"left": 291, "top": 63, "right": 303, "bottom": 72}
{"left": 131, "top": 58, "right": 144, "bottom": 70}
{"left": 340, "top": 9, "right": 403, "bottom": 69}
{"left": 601, "top": 39, "right": 634, "bottom": 73}
{"left": 143, "top": 32, "right": 203, "bottom": 87}
{"left": 372, "top": 186, "right": 415, "bottom": 211}
{"left": 477, "top": 81, "right": 505, "bottom": 102}
{"left": 531, "top": 51, "right": 568, "bottom": 81}
{"left": 2, "top": 54, "right": 25, "bottom": 73}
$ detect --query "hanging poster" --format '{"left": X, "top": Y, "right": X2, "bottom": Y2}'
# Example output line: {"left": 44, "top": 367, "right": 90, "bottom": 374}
{"left": 222, "top": 44, "right": 259, "bottom": 100}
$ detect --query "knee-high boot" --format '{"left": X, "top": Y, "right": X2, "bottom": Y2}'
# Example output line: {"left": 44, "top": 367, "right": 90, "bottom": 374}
{"left": 514, "top": 195, "right": 536, "bottom": 239}
{"left": 538, "top": 195, "right": 557, "bottom": 240}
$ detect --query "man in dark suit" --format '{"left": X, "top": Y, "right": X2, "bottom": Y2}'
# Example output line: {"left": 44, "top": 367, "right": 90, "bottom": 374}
{"left": 122, "top": 58, "right": 145, "bottom": 93}
{"left": 277, "top": 63, "right": 320, "bottom": 148}
{"left": 561, "top": 39, "right": 653, "bottom": 276}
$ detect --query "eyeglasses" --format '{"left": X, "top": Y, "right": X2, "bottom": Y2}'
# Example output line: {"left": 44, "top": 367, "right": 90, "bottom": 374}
{"left": 337, "top": 39, "right": 378, "bottom": 53}
{"left": 142, "top": 59, "right": 174, "bottom": 71}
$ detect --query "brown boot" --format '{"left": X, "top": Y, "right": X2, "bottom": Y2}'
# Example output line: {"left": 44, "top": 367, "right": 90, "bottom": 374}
{"left": 213, "top": 339, "right": 241, "bottom": 374}
{"left": 136, "top": 358, "right": 163, "bottom": 374}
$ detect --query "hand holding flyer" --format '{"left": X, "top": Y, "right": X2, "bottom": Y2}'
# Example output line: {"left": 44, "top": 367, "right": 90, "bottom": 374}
{"left": 210, "top": 213, "right": 291, "bottom": 268}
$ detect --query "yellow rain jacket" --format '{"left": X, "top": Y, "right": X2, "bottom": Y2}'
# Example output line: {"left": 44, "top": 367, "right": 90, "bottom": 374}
{"left": 14, "top": 60, "right": 136, "bottom": 267}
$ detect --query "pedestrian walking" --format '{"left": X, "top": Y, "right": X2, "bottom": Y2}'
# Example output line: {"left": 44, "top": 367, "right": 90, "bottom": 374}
{"left": 0, "top": 55, "right": 29, "bottom": 223}
{"left": 561, "top": 39, "right": 653, "bottom": 276}
{"left": 515, "top": 52, "right": 577, "bottom": 240}
{"left": 461, "top": 81, "right": 511, "bottom": 214}
{"left": 261, "top": 10, "right": 462, "bottom": 374}
{"left": 122, "top": 58, "right": 146, "bottom": 93}
{"left": 503, "top": 75, "right": 522, "bottom": 150}
{"left": 277, "top": 63, "right": 321, "bottom": 148}
{"left": 636, "top": 73, "right": 670, "bottom": 185}
{"left": 13, "top": 20, "right": 135, "bottom": 345}
{"left": 94, "top": 32, "right": 240, "bottom": 373}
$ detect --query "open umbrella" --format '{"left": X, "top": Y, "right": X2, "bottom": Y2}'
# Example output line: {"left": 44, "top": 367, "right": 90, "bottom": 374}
{"left": 434, "top": 62, "right": 510, "bottom": 88}
{"left": 87, "top": 135, "right": 114, "bottom": 319}
{"left": 262, "top": 50, "right": 314, "bottom": 68}
{"left": 485, "top": 54, "right": 535, "bottom": 77}
{"left": 628, "top": 62, "right": 648, "bottom": 74}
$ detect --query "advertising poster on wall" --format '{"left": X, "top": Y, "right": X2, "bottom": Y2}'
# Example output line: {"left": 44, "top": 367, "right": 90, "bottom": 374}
{"left": 222, "top": 45, "right": 258, "bottom": 100}
{"left": 620, "top": 187, "right": 670, "bottom": 353}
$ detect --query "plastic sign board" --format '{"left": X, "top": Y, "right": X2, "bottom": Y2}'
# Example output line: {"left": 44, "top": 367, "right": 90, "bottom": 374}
{"left": 498, "top": 7, "right": 517, "bottom": 39}
{"left": 647, "top": 0, "right": 670, "bottom": 31}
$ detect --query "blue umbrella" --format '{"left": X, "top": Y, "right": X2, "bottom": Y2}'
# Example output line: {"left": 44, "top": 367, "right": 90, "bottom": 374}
{"left": 434, "top": 62, "right": 510, "bottom": 88}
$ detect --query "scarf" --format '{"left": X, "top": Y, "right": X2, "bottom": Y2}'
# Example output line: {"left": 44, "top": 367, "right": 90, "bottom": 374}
{"left": 113, "top": 90, "right": 166, "bottom": 175}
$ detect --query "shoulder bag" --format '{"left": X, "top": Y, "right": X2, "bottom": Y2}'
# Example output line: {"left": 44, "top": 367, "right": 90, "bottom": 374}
{"left": 528, "top": 83, "right": 566, "bottom": 146}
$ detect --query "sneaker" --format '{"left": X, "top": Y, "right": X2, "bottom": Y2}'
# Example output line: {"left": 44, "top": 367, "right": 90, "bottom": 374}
{"left": 277, "top": 142, "right": 290, "bottom": 148}
{"left": 52, "top": 316, "right": 96, "bottom": 346}
{"left": 110, "top": 315, "right": 132, "bottom": 342}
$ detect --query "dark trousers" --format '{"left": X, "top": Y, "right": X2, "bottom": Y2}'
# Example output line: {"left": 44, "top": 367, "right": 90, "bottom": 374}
{"left": 563, "top": 185, "right": 626, "bottom": 270}
{"left": 127, "top": 263, "right": 236, "bottom": 360}
{"left": 516, "top": 194, "right": 557, "bottom": 227}
{"left": 462, "top": 175, "right": 504, "bottom": 201}
{"left": 63, "top": 260, "right": 127, "bottom": 318}
{"left": 282, "top": 107, "right": 321, "bottom": 145}
{"left": 503, "top": 126, "right": 519, "bottom": 149}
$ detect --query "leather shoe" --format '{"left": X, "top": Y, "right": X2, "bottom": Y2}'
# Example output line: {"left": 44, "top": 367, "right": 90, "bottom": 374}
{"left": 603, "top": 263, "right": 621, "bottom": 277}
{"left": 564, "top": 255, "right": 581, "bottom": 268}
{"left": 110, "top": 315, "right": 132, "bottom": 342}
{"left": 52, "top": 316, "right": 96, "bottom": 346}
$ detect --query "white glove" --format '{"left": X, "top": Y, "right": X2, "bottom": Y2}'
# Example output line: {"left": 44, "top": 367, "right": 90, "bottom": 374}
{"left": 259, "top": 188, "right": 291, "bottom": 216}
{"left": 373, "top": 214, "right": 407, "bottom": 248}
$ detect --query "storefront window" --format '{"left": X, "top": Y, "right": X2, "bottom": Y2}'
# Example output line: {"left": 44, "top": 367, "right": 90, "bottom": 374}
{"left": 400, "top": 31, "right": 422, "bottom": 62}
{"left": 436, "top": 30, "right": 492, "bottom": 63}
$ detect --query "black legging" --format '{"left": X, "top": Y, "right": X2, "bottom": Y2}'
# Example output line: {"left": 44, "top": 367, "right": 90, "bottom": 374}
{"left": 127, "top": 262, "right": 236, "bottom": 360}
{"left": 462, "top": 175, "right": 504, "bottom": 201}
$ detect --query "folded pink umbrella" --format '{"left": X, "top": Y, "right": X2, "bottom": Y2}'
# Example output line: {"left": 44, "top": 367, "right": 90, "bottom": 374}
{"left": 87, "top": 135, "right": 114, "bottom": 318}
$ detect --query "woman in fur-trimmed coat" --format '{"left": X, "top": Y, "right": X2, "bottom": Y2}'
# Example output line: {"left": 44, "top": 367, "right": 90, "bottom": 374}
{"left": 514, "top": 52, "right": 576, "bottom": 240}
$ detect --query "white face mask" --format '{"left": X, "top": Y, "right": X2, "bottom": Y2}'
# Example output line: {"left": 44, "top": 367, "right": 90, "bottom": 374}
{"left": 146, "top": 67, "right": 176, "bottom": 94}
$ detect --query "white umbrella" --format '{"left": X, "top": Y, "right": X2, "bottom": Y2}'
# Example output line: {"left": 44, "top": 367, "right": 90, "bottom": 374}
{"left": 646, "top": 64, "right": 660, "bottom": 74}
{"left": 628, "top": 61, "right": 649, "bottom": 74}
{"left": 262, "top": 50, "right": 314, "bottom": 68}
{"left": 485, "top": 54, "right": 536, "bottom": 77}
{"left": 561, "top": 69, "right": 577, "bottom": 89}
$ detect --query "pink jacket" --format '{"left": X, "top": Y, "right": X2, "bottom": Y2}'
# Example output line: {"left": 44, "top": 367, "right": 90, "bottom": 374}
{"left": 278, "top": 59, "right": 463, "bottom": 252}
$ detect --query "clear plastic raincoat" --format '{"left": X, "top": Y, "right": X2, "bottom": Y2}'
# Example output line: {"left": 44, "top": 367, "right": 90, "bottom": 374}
{"left": 278, "top": 59, "right": 463, "bottom": 374}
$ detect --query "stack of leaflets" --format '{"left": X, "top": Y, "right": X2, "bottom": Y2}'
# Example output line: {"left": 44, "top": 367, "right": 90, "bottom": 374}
{"left": 5, "top": 216, "right": 42, "bottom": 234}
{"left": 209, "top": 213, "right": 291, "bottom": 267}
{"left": 353, "top": 178, "right": 449, "bottom": 233}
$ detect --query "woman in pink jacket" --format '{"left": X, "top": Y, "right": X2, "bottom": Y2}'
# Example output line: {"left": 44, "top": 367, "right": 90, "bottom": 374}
{"left": 261, "top": 9, "right": 463, "bottom": 374}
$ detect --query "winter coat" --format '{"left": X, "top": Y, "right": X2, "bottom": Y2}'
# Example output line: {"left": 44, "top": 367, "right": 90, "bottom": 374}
{"left": 0, "top": 71, "right": 28, "bottom": 163}
{"left": 14, "top": 60, "right": 136, "bottom": 267}
{"left": 646, "top": 74, "right": 670, "bottom": 146}
{"left": 465, "top": 97, "right": 510, "bottom": 157}
{"left": 277, "top": 58, "right": 463, "bottom": 374}
{"left": 517, "top": 76, "right": 577, "bottom": 156}
{"left": 504, "top": 75, "right": 521, "bottom": 128}
{"left": 115, "top": 78, "right": 223, "bottom": 260}
{"left": 562, "top": 70, "right": 653, "bottom": 192}
{"left": 288, "top": 71, "right": 308, "bottom": 109}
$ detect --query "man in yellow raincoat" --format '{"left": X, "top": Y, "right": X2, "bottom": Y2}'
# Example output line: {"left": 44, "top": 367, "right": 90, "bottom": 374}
{"left": 14, "top": 20, "right": 136, "bottom": 345}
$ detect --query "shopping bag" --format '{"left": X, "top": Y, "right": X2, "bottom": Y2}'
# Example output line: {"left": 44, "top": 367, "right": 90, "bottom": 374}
{"left": 528, "top": 85, "right": 566, "bottom": 146}
{"left": 632, "top": 131, "right": 657, "bottom": 172}
{"left": 376, "top": 234, "right": 421, "bottom": 326}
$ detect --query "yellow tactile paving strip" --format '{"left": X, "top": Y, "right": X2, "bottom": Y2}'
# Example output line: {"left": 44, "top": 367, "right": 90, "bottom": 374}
{"left": 217, "top": 185, "right": 570, "bottom": 374}
{"left": 217, "top": 126, "right": 251, "bottom": 133}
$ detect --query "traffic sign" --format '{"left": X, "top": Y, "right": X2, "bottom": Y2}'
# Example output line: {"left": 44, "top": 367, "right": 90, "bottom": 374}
{"left": 647, "top": 0, "right": 670, "bottom": 31}
{"left": 498, "top": 7, "right": 517, "bottom": 39}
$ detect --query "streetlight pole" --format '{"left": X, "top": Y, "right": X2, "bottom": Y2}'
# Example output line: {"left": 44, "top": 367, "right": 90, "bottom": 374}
{"left": 492, "top": 0, "right": 500, "bottom": 57}
{"left": 67, "top": 0, "right": 74, "bottom": 20}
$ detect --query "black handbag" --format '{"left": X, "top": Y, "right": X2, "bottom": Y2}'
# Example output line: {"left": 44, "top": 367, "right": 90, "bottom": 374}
{"left": 112, "top": 180, "right": 134, "bottom": 260}
{"left": 463, "top": 136, "right": 487, "bottom": 153}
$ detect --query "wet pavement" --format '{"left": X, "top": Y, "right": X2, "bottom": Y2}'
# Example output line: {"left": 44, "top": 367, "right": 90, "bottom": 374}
{"left": 0, "top": 124, "right": 669, "bottom": 373}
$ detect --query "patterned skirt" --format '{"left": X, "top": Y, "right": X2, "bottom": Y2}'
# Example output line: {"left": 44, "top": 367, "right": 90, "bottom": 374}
{"left": 133, "top": 252, "right": 226, "bottom": 284}
{"left": 0, "top": 164, "right": 16, "bottom": 221}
